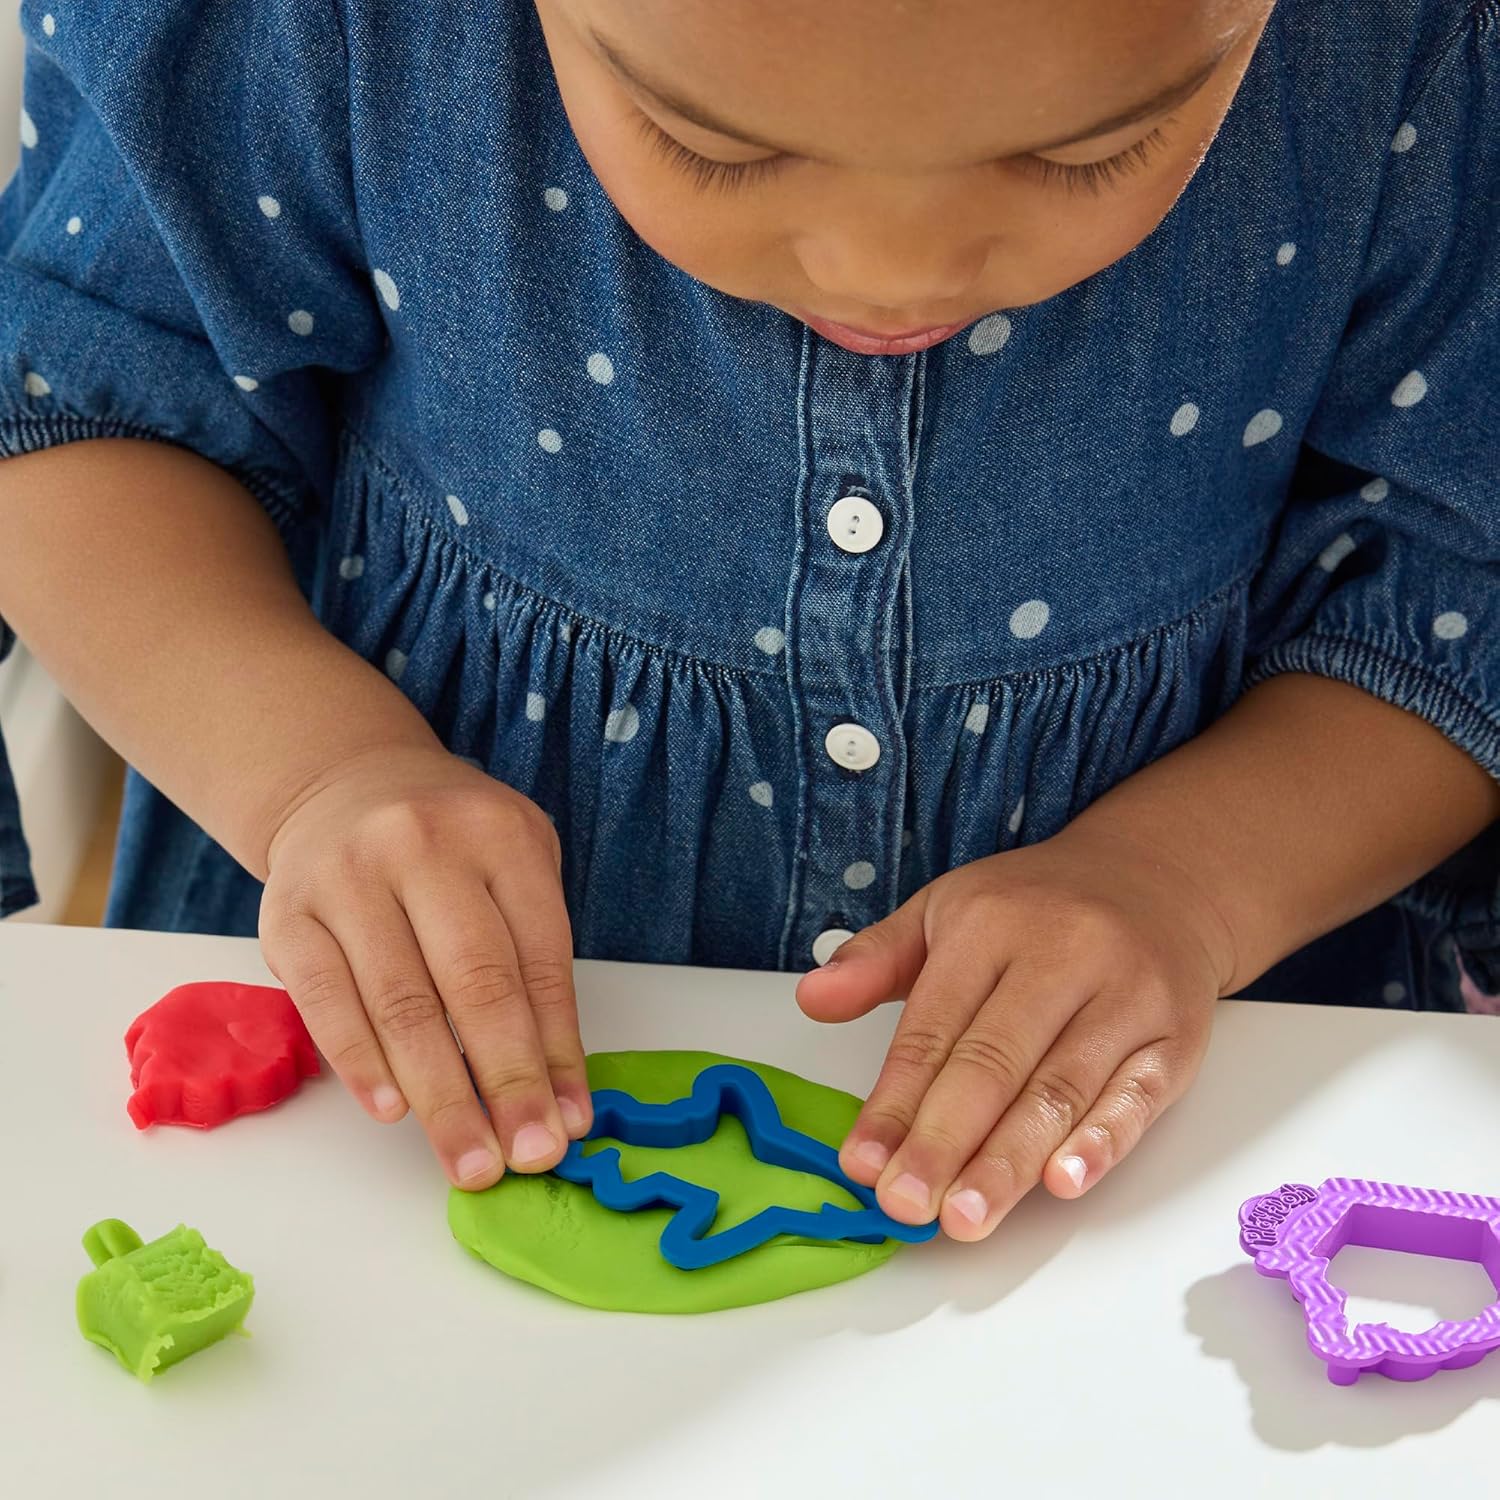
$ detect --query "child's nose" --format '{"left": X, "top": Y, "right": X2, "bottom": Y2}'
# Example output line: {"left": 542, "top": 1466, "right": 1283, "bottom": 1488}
{"left": 794, "top": 220, "right": 988, "bottom": 324}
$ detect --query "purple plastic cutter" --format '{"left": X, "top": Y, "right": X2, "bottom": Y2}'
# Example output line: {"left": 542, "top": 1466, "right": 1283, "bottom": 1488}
{"left": 1239, "top": 1178, "right": 1500, "bottom": 1385}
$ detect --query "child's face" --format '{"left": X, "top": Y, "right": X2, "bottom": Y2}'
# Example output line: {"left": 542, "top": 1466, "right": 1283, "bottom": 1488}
{"left": 536, "top": 0, "right": 1273, "bottom": 352}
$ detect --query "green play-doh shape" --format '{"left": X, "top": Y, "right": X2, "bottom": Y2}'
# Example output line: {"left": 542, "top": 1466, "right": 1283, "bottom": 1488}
{"left": 447, "top": 1050, "right": 906, "bottom": 1313}
{"left": 76, "top": 1219, "right": 255, "bottom": 1381}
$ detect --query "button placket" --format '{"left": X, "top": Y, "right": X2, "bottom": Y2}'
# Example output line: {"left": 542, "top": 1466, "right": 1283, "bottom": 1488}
{"left": 778, "top": 333, "right": 921, "bottom": 969}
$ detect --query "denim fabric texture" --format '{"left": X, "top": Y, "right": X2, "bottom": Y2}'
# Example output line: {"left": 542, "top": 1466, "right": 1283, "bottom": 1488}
{"left": 0, "top": 0, "right": 1496, "bottom": 1009}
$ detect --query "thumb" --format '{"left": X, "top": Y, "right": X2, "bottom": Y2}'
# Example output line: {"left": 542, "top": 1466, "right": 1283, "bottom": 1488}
{"left": 795, "top": 893, "right": 929, "bottom": 1023}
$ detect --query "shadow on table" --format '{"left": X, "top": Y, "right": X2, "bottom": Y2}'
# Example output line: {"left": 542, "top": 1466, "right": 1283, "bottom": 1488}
{"left": 496, "top": 1187, "right": 1075, "bottom": 1497}
{"left": 463, "top": 1008, "right": 1498, "bottom": 1491}
{"left": 496, "top": 1006, "right": 1437, "bottom": 1492}
{"left": 1185, "top": 1262, "right": 1499, "bottom": 1449}
{"left": 1181, "top": 1014, "right": 1500, "bottom": 1448}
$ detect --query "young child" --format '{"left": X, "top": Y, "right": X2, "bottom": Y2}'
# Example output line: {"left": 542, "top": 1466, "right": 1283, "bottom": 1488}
{"left": 1, "top": 0, "right": 1495, "bottom": 1241}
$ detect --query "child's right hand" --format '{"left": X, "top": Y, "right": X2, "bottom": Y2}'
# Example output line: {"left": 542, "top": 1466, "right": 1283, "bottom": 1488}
{"left": 256, "top": 744, "right": 592, "bottom": 1189}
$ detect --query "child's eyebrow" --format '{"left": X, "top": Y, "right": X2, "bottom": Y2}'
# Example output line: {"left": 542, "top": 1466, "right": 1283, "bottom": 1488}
{"left": 589, "top": 28, "right": 1239, "bottom": 161}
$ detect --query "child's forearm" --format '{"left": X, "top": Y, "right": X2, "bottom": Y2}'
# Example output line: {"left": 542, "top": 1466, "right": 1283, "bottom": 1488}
{"left": 1059, "top": 672, "right": 1500, "bottom": 994}
{"left": 0, "top": 439, "right": 441, "bottom": 879}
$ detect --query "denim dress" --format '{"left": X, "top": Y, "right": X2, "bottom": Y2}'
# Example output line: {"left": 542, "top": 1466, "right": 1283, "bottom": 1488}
{"left": 1, "top": 0, "right": 1496, "bottom": 1010}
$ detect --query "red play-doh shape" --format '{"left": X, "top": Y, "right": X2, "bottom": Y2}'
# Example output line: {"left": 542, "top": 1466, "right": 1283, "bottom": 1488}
{"left": 125, "top": 982, "right": 320, "bottom": 1130}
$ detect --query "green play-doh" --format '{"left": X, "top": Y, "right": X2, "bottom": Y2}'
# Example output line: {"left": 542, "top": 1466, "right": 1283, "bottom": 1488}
{"left": 76, "top": 1219, "right": 254, "bottom": 1380}
{"left": 447, "top": 1050, "right": 907, "bottom": 1313}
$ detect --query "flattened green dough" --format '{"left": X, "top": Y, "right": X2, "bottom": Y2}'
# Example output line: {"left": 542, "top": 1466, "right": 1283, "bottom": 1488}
{"left": 447, "top": 1050, "right": 905, "bottom": 1312}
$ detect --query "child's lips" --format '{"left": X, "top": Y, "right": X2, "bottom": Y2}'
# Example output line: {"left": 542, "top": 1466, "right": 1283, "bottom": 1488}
{"left": 798, "top": 311, "right": 970, "bottom": 355}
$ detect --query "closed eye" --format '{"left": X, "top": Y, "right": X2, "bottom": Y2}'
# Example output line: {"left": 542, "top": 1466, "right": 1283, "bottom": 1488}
{"left": 1011, "top": 124, "right": 1174, "bottom": 195}
{"left": 636, "top": 110, "right": 1176, "bottom": 197}
{"left": 635, "top": 112, "right": 789, "bottom": 193}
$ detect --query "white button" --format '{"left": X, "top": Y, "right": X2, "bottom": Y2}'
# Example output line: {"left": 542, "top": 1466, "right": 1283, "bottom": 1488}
{"left": 825, "top": 722, "right": 881, "bottom": 771}
{"left": 812, "top": 927, "right": 855, "bottom": 967}
{"left": 826, "top": 495, "right": 884, "bottom": 554}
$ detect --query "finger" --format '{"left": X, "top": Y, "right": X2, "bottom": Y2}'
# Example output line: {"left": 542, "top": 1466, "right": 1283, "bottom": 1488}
{"left": 493, "top": 875, "right": 592, "bottom": 1140}
{"left": 336, "top": 893, "right": 504, "bottom": 1189}
{"left": 794, "top": 889, "right": 929, "bottom": 1022}
{"left": 875, "top": 961, "right": 1094, "bottom": 1226}
{"left": 1042, "top": 1043, "right": 1184, "bottom": 1201}
{"left": 403, "top": 878, "right": 568, "bottom": 1173}
{"left": 936, "top": 1001, "right": 1127, "bottom": 1240}
{"left": 837, "top": 941, "right": 1005, "bottom": 1190}
{"left": 260, "top": 908, "right": 408, "bottom": 1123}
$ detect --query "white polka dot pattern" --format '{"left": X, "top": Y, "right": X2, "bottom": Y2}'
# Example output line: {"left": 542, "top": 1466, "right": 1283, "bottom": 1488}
{"left": 1391, "top": 370, "right": 1427, "bottom": 407}
{"left": 1009, "top": 600, "right": 1050, "bottom": 639}
{"left": 604, "top": 705, "right": 640, "bottom": 742}
{"left": 1242, "top": 409, "right": 1283, "bottom": 446}
{"left": 1170, "top": 402, "right": 1199, "bottom": 437}
{"left": 372, "top": 268, "right": 400, "bottom": 310}
{"left": 967, "top": 313, "right": 1012, "bottom": 356}
{"left": 1316, "top": 533, "right": 1357, "bottom": 573}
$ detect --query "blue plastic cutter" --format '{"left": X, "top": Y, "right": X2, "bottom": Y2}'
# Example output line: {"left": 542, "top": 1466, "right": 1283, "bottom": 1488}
{"left": 551, "top": 1062, "right": 940, "bottom": 1270}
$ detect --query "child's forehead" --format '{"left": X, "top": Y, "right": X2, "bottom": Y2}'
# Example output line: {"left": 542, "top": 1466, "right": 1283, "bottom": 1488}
{"left": 563, "top": 0, "right": 1260, "bottom": 166}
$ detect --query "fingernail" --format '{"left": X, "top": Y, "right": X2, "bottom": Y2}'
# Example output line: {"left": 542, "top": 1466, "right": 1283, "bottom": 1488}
{"left": 511, "top": 1123, "right": 560, "bottom": 1165}
{"left": 889, "top": 1172, "right": 931, "bottom": 1212}
{"left": 819, "top": 957, "right": 842, "bottom": 971}
{"left": 455, "top": 1148, "right": 499, "bottom": 1184}
{"left": 853, "top": 1139, "right": 890, "bottom": 1174}
{"left": 371, "top": 1085, "right": 404, "bottom": 1118}
{"left": 1059, "top": 1155, "right": 1087, "bottom": 1191}
{"left": 946, "top": 1188, "right": 988, "bottom": 1226}
{"left": 558, "top": 1096, "right": 588, "bottom": 1136}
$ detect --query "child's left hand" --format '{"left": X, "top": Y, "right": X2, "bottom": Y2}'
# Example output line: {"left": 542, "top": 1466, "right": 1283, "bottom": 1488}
{"left": 794, "top": 825, "right": 1236, "bottom": 1240}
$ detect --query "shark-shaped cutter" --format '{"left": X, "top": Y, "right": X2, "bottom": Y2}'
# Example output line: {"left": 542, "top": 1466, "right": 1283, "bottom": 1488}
{"left": 551, "top": 1062, "right": 941, "bottom": 1270}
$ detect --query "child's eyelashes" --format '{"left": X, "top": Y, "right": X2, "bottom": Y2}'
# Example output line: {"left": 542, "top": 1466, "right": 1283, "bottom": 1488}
{"left": 635, "top": 111, "right": 1175, "bottom": 197}
{"left": 1012, "top": 125, "right": 1174, "bottom": 196}
{"left": 634, "top": 113, "right": 788, "bottom": 194}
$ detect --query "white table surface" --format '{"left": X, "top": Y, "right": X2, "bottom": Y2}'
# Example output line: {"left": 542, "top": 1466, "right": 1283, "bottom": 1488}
{"left": 3, "top": 923, "right": 1499, "bottom": 1498}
